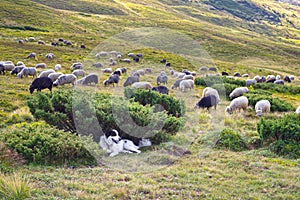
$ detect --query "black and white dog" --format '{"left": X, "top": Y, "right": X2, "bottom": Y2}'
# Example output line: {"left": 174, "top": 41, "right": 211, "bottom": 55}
{"left": 99, "top": 129, "right": 141, "bottom": 157}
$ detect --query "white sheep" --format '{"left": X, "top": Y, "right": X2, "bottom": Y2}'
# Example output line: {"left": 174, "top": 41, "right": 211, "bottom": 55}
{"left": 253, "top": 75, "right": 260, "bottom": 81}
{"left": 246, "top": 78, "right": 257, "bottom": 86}
{"left": 55, "top": 64, "right": 61, "bottom": 71}
{"left": 179, "top": 79, "right": 194, "bottom": 92}
{"left": 3, "top": 62, "right": 15, "bottom": 71}
{"left": 53, "top": 74, "right": 77, "bottom": 86}
{"left": 71, "top": 62, "right": 83, "bottom": 70}
{"left": 202, "top": 87, "right": 220, "bottom": 103}
{"left": 17, "top": 67, "right": 37, "bottom": 78}
{"left": 225, "top": 96, "right": 248, "bottom": 114}
{"left": 38, "top": 69, "right": 55, "bottom": 78}
{"left": 242, "top": 74, "right": 249, "bottom": 78}
{"left": 171, "top": 79, "right": 183, "bottom": 90}
{"left": 16, "top": 61, "right": 25, "bottom": 66}
{"left": 276, "top": 75, "right": 281, "bottom": 80}
{"left": 255, "top": 100, "right": 271, "bottom": 117}
{"left": 101, "top": 68, "right": 113, "bottom": 73}
{"left": 131, "top": 82, "right": 152, "bottom": 89}
{"left": 72, "top": 69, "right": 86, "bottom": 77}
{"left": 295, "top": 106, "right": 300, "bottom": 114}
{"left": 46, "top": 53, "right": 54, "bottom": 59}
{"left": 136, "top": 69, "right": 145, "bottom": 76}
{"left": 177, "top": 72, "right": 186, "bottom": 79}
{"left": 266, "top": 75, "right": 275, "bottom": 80}
{"left": 35, "top": 63, "right": 46, "bottom": 69}
{"left": 229, "top": 87, "right": 249, "bottom": 100}
{"left": 183, "top": 74, "right": 194, "bottom": 80}
{"left": 156, "top": 75, "right": 168, "bottom": 85}
{"left": 48, "top": 72, "right": 63, "bottom": 82}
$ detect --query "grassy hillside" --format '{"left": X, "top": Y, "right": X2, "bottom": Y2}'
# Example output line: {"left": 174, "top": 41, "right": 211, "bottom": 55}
{"left": 0, "top": 0, "right": 300, "bottom": 199}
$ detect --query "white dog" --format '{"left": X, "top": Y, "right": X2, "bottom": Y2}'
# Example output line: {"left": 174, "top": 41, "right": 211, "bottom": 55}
{"left": 99, "top": 129, "right": 141, "bottom": 157}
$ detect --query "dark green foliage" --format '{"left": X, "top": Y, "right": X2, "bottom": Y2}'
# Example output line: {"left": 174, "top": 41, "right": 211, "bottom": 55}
{"left": 257, "top": 114, "right": 300, "bottom": 158}
{"left": 245, "top": 93, "right": 294, "bottom": 112}
{"left": 253, "top": 83, "right": 300, "bottom": 95}
{"left": 0, "top": 122, "right": 97, "bottom": 165}
{"left": 194, "top": 76, "right": 223, "bottom": 87}
{"left": 27, "top": 89, "right": 185, "bottom": 144}
{"left": 124, "top": 87, "right": 186, "bottom": 117}
{"left": 0, "top": 25, "right": 48, "bottom": 32}
{"left": 215, "top": 129, "right": 247, "bottom": 152}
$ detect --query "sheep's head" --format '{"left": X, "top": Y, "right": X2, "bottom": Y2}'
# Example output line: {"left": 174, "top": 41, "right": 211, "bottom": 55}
{"left": 225, "top": 106, "right": 232, "bottom": 114}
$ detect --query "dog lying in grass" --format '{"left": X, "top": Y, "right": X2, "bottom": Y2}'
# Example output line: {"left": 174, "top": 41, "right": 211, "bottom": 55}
{"left": 99, "top": 129, "right": 141, "bottom": 157}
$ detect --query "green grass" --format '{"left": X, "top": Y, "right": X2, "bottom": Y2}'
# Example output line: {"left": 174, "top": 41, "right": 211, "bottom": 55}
{"left": 0, "top": 0, "right": 300, "bottom": 198}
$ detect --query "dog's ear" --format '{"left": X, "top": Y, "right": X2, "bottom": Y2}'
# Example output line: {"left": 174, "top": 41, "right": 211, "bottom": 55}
{"left": 105, "top": 129, "right": 118, "bottom": 138}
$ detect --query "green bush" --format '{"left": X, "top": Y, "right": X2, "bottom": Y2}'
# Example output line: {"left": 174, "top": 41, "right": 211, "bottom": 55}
{"left": 211, "top": 83, "right": 240, "bottom": 99}
{"left": 215, "top": 129, "right": 247, "bottom": 152}
{"left": 27, "top": 89, "right": 185, "bottom": 144}
{"left": 253, "top": 83, "right": 300, "bottom": 95}
{"left": 257, "top": 114, "right": 300, "bottom": 158}
{"left": 194, "top": 76, "right": 246, "bottom": 87}
{"left": 0, "top": 122, "right": 97, "bottom": 166}
{"left": 245, "top": 93, "right": 294, "bottom": 112}
{"left": 124, "top": 87, "right": 185, "bottom": 117}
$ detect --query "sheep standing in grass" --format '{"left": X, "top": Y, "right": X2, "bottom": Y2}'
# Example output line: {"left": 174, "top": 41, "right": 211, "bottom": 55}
{"left": 53, "top": 74, "right": 77, "bottom": 86}
{"left": 194, "top": 95, "right": 218, "bottom": 110}
{"left": 72, "top": 69, "right": 86, "bottom": 77}
{"left": 27, "top": 52, "right": 36, "bottom": 59}
{"left": 29, "top": 77, "right": 53, "bottom": 94}
{"left": 11, "top": 66, "right": 26, "bottom": 75}
{"left": 246, "top": 78, "right": 257, "bottom": 87}
{"left": 179, "top": 79, "right": 194, "bottom": 92}
{"left": 274, "top": 80, "right": 284, "bottom": 85}
{"left": 131, "top": 82, "right": 152, "bottom": 89}
{"left": 123, "top": 76, "right": 139, "bottom": 87}
{"left": 156, "top": 74, "right": 168, "bottom": 85}
{"left": 225, "top": 96, "right": 248, "bottom": 114}
{"left": 3, "top": 62, "right": 15, "bottom": 72}
{"left": 76, "top": 73, "right": 98, "bottom": 85}
{"left": 152, "top": 86, "right": 169, "bottom": 95}
{"left": 48, "top": 72, "right": 63, "bottom": 82}
{"left": 35, "top": 63, "right": 46, "bottom": 69}
{"left": 255, "top": 100, "right": 271, "bottom": 117}
{"left": 202, "top": 87, "right": 220, "bottom": 103}
{"left": 183, "top": 74, "right": 194, "bottom": 80}
{"left": 229, "top": 87, "right": 249, "bottom": 100}
{"left": 17, "top": 67, "right": 37, "bottom": 78}
{"left": 295, "top": 106, "right": 300, "bottom": 114}
{"left": 38, "top": 69, "right": 55, "bottom": 78}
{"left": 0, "top": 64, "right": 4, "bottom": 74}
{"left": 71, "top": 62, "right": 83, "bottom": 70}
{"left": 171, "top": 79, "right": 183, "bottom": 90}
{"left": 104, "top": 74, "right": 120, "bottom": 87}
{"left": 101, "top": 68, "right": 113, "bottom": 73}
{"left": 55, "top": 64, "right": 61, "bottom": 71}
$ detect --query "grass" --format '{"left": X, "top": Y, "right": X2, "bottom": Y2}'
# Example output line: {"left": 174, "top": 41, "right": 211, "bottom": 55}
{"left": 0, "top": 173, "right": 31, "bottom": 199}
{"left": 0, "top": 0, "right": 300, "bottom": 198}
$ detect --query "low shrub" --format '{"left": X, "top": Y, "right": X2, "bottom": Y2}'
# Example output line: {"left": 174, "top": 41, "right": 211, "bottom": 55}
{"left": 194, "top": 76, "right": 246, "bottom": 87}
{"left": 215, "top": 129, "right": 247, "bottom": 152}
{"left": 212, "top": 83, "right": 240, "bottom": 99}
{"left": 0, "top": 122, "right": 97, "bottom": 166}
{"left": 253, "top": 83, "right": 300, "bottom": 95}
{"left": 257, "top": 113, "right": 300, "bottom": 158}
{"left": 245, "top": 93, "right": 294, "bottom": 112}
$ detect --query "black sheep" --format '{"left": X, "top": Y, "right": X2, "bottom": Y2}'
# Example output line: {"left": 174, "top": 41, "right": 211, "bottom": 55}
{"left": 29, "top": 77, "right": 53, "bottom": 94}
{"left": 104, "top": 74, "right": 119, "bottom": 86}
{"left": 283, "top": 76, "right": 291, "bottom": 83}
{"left": 194, "top": 95, "right": 218, "bottom": 110}
{"left": 160, "top": 59, "right": 166, "bottom": 64}
{"left": 152, "top": 86, "right": 169, "bottom": 95}
{"left": 222, "top": 71, "right": 229, "bottom": 76}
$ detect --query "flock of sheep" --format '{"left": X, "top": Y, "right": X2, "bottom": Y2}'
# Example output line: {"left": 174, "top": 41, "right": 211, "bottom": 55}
{"left": 1, "top": 49, "right": 299, "bottom": 116}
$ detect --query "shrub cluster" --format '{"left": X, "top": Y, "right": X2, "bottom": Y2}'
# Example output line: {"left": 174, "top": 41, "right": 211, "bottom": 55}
{"left": 0, "top": 122, "right": 97, "bottom": 165}
{"left": 215, "top": 129, "right": 247, "bottom": 152}
{"left": 194, "top": 76, "right": 245, "bottom": 87}
{"left": 253, "top": 83, "right": 300, "bottom": 95}
{"left": 244, "top": 93, "right": 295, "bottom": 112}
{"left": 27, "top": 89, "right": 185, "bottom": 144}
{"left": 257, "top": 113, "right": 300, "bottom": 158}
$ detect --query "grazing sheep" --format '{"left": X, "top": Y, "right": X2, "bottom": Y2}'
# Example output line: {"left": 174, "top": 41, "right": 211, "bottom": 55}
{"left": 183, "top": 74, "right": 194, "bottom": 80}
{"left": 48, "top": 72, "right": 63, "bottom": 82}
{"left": 179, "top": 79, "right": 194, "bottom": 92}
{"left": 29, "top": 77, "right": 53, "bottom": 94}
{"left": 295, "top": 106, "right": 300, "bottom": 114}
{"left": 123, "top": 76, "right": 139, "bottom": 87}
{"left": 38, "top": 40, "right": 45, "bottom": 45}
{"left": 28, "top": 37, "right": 35, "bottom": 42}
{"left": 182, "top": 69, "right": 191, "bottom": 75}
{"left": 35, "top": 63, "right": 46, "bottom": 69}
{"left": 253, "top": 75, "right": 260, "bottom": 81}
{"left": 255, "top": 100, "right": 271, "bottom": 117}
{"left": 104, "top": 74, "right": 120, "bottom": 87}
{"left": 157, "top": 75, "right": 168, "bottom": 85}
{"left": 209, "top": 67, "right": 217, "bottom": 72}
{"left": 258, "top": 76, "right": 266, "bottom": 83}
{"left": 110, "top": 51, "right": 118, "bottom": 56}
{"left": 266, "top": 75, "right": 275, "bottom": 80}
{"left": 80, "top": 44, "right": 86, "bottom": 49}
{"left": 117, "top": 54, "right": 122, "bottom": 59}
{"left": 177, "top": 72, "right": 186, "bottom": 79}
{"left": 222, "top": 71, "right": 229, "bottom": 76}
{"left": 53, "top": 74, "right": 77, "bottom": 86}
{"left": 109, "top": 60, "right": 117, "bottom": 66}
{"left": 101, "top": 68, "right": 113, "bottom": 73}
{"left": 194, "top": 95, "right": 218, "bottom": 110}
{"left": 145, "top": 68, "right": 152, "bottom": 74}
{"left": 128, "top": 53, "right": 135, "bottom": 57}
{"left": 51, "top": 42, "right": 58, "bottom": 46}
{"left": 225, "top": 96, "right": 248, "bottom": 114}
{"left": 136, "top": 53, "right": 143, "bottom": 58}
{"left": 118, "top": 67, "right": 127, "bottom": 74}
{"left": 165, "top": 63, "right": 171, "bottom": 67}
{"left": 16, "top": 61, "right": 25, "bottom": 66}
{"left": 72, "top": 69, "right": 86, "bottom": 77}
{"left": 96, "top": 51, "right": 108, "bottom": 58}
{"left": 160, "top": 59, "right": 166, "bottom": 64}
{"left": 266, "top": 77, "right": 276, "bottom": 83}
{"left": 276, "top": 75, "right": 281, "bottom": 80}
{"left": 234, "top": 72, "right": 241, "bottom": 77}
{"left": 55, "top": 64, "right": 61, "bottom": 71}
{"left": 76, "top": 73, "right": 98, "bottom": 85}
{"left": 38, "top": 69, "right": 55, "bottom": 78}
{"left": 133, "top": 57, "right": 140, "bottom": 63}
{"left": 18, "top": 40, "right": 23, "bottom": 44}
{"left": 71, "top": 62, "right": 83, "bottom": 70}
{"left": 120, "top": 58, "right": 131, "bottom": 63}
{"left": 229, "top": 87, "right": 249, "bottom": 100}
{"left": 152, "top": 86, "right": 169, "bottom": 95}
{"left": 17, "top": 67, "right": 37, "bottom": 78}
{"left": 27, "top": 52, "right": 36, "bottom": 59}
{"left": 246, "top": 79, "right": 257, "bottom": 86}
{"left": 92, "top": 62, "right": 104, "bottom": 68}
{"left": 131, "top": 82, "right": 152, "bottom": 89}
{"left": 46, "top": 53, "right": 54, "bottom": 59}
{"left": 242, "top": 74, "right": 249, "bottom": 78}
{"left": 136, "top": 69, "right": 145, "bottom": 76}
{"left": 200, "top": 66, "right": 208, "bottom": 72}
{"left": 171, "top": 79, "right": 183, "bottom": 90}
{"left": 64, "top": 40, "right": 72, "bottom": 45}
{"left": 11, "top": 66, "right": 26, "bottom": 75}
{"left": 274, "top": 80, "right": 284, "bottom": 85}
{"left": 112, "top": 69, "right": 122, "bottom": 76}
{"left": 289, "top": 75, "right": 295, "bottom": 81}
{"left": 58, "top": 38, "right": 64, "bottom": 42}
{"left": 3, "top": 62, "right": 15, "bottom": 72}
{"left": 160, "top": 71, "right": 166, "bottom": 76}
{"left": 202, "top": 87, "right": 220, "bottom": 103}
{"left": 283, "top": 76, "right": 291, "bottom": 83}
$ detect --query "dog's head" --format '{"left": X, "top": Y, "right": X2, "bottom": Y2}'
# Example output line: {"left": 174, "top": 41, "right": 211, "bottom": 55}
{"left": 105, "top": 129, "right": 122, "bottom": 145}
